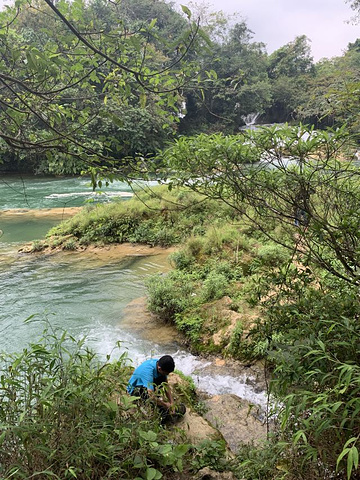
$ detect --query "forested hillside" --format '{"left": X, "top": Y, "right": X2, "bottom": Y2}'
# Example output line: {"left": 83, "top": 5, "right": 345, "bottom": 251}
{"left": 1, "top": 0, "right": 359, "bottom": 175}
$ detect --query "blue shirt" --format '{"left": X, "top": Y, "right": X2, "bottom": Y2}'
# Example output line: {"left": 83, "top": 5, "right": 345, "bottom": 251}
{"left": 127, "top": 358, "right": 166, "bottom": 394}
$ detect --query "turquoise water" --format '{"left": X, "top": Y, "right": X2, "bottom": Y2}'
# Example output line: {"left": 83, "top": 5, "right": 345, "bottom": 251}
{"left": 0, "top": 248, "right": 174, "bottom": 354}
{"left": 0, "top": 175, "right": 134, "bottom": 243}
{"left": 0, "top": 174, "right": 134, "bottom": 210}
{"left": 0, "top": 175, "right": 172, "bottom": 354}
{"left": 0, "top": 175, "right": 170, "bottom": 353}
{"left": 0, "top": 216, "right": 60, "bottom": 243}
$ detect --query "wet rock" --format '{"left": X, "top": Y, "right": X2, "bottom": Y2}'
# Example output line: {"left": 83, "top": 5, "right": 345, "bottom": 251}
{"left": 168, "top": 374, "right": 223, "bottom": 445}
{"left": 203, "top": 394, "right": 267, "bottom": 453}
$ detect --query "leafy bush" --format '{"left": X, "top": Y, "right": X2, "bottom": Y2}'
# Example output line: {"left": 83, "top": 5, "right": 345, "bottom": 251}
{"left": 146, "top": 271, "right": 198, "bottom": 322}
{"left": 185, "top": 236, "right": 205, "bottom": 260}
{"left": 250, "top": 243, "right": 290, "bottom": 271}
{"left": 233, "top": 441, "right": 285, "bottom": 480}
{"left": 261, "top": 281, "right": 360, "bottom": 480}
{"left": 170, "top": 249, "right": 195, "bottom": 270}
{"left": 63, "top": 237, "right": 78, "bottom": 250}
{"left": 46, "top": 187, "right": 239, "bottom": 249}
{"left": 227, "top": 321, "right": 244, "bottom": 357}
{"left": 201, "top": 272, "right": 229, "bottom": 302}
{"left": 190, "top": 439, "right": 229, "bottom": 473}
{"left": 175, "top": 313, "right": 204, "bottom": 344}
{"left": 202, "top": 258, "right": 241, "bottom": 282}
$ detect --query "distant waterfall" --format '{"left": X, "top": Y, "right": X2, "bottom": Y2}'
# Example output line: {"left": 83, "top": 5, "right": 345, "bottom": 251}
{"left": 241, "top": 112, "right": 261, "bottom": 126}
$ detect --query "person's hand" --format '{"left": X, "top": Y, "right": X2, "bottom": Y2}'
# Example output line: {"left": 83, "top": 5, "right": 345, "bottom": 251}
{"left": 163, "top": 401, "right": 174, "bottom": 411}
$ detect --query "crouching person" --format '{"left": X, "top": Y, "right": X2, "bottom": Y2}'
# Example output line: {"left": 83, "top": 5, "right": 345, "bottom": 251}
{"left": 127, "top": 355, "right": 186, "bottom": 424}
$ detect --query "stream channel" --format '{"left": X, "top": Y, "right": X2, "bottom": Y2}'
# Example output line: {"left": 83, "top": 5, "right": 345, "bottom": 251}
{"left": 0, "top": 174, "right": 266, "bottom": 407}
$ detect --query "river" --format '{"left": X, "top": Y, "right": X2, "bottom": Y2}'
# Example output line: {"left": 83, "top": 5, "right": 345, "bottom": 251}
{"left": 0, "top": 174, "right": 266, "bottom": 406}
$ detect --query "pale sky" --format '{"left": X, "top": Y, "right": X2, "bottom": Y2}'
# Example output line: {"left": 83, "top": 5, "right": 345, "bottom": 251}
{"left": 175, "top": 0, "right": 360, "bottom": 61}
{"left": 0, "top": 0, "right": 358, "bottom": 61}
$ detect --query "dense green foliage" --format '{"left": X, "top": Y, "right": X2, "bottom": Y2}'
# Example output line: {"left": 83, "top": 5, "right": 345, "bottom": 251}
{"left": 159, "top": 124, "right": 360, "bottom": 285}
{"left": 41, "top": 170, "right": 360, "bottom": 478}
{"left": 2, "top": 0, "right": 360, "bottom": 478}
{"left": 0, "top": 327, "right": 178, "bottom": 479}
{"left": 0, "top": 0, "right": 203, "bottom": 176}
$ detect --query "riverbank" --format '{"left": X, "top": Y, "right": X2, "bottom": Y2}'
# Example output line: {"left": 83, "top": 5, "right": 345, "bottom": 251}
{"left": 0, "top": 207, "right": 82, "bottom": 218}
{"left": 19, "top": 238, "right": 178, "bottom": 259}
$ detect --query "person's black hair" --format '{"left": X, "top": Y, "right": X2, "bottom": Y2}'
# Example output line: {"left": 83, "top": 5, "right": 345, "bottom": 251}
{"left": 158, "top": 355, "right": 175, "bottom": 374}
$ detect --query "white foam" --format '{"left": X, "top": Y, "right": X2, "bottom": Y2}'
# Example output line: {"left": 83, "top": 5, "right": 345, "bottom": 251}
{"left": 44, "top": 192, "right": 133, "bottom": 199}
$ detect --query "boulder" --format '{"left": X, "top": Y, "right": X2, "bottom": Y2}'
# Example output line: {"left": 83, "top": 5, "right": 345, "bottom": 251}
{"left": 203, "top": 394, "right": 267, "bottom": 453}
{"left": 175, "top": 407, "right": 222, "bottom": 445}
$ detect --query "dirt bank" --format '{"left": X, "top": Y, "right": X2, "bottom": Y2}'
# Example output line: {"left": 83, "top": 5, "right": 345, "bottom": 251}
{"left": 19, "top": 240, "right": 178, "bottom": 262}
{"left": 0, "top": 207, "right": 82, "bottom": 219}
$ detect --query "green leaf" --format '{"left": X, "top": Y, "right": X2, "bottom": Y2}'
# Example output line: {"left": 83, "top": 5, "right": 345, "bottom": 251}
{"left": 173, "top": 444, "right": 190, "bottom": 456}
{"left": 0, "top": 430, "right": 6, "bottom": 445}
{"left": 180, "top": 5, "right": 191, "bottom": 18}
{"left": 347, "top": 449, "right": 354, "bottom": 480}
{"left": 24, "top": 314, "right": 38, "bottom": 323}
{"left": 139, "top": 430, "right": 157, "bottom": 442}
{"left": 133, "top": 454, "right": 145, "bottom": 468}
{"left": 293, "top": 430, "right": 307, "bottom": 445}
{"left": 337, "top": 448, "right": 350, "bottom": 468}
{"left": 146, "top": 467, "right": 161, "bottom": 480}
{"left": 343, "top": 437, "right": 358, "bottom": 449}
{"left": 149, "top": 18, "right": 157, "bottom": 29}
{"left": 352, "top": 446, "right": 359, "bottom": 469}
{"left": 140, "top": 93, "right": 147, "bottom": 108}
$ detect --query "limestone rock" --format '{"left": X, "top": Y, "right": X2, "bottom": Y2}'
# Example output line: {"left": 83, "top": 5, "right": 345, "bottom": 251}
{"left": 174, "top": 407, "right": 222, "bottom": 445}
{"left": 204, "top": 394, "right": 267, "bottom": 453}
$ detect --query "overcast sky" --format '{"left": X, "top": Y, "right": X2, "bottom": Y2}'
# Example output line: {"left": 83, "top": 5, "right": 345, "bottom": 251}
{"left": 175, "top": 0, "right": 360, "bottom": 61}
{"left": 0, "top": 0, "right": 358, "bottom": 61}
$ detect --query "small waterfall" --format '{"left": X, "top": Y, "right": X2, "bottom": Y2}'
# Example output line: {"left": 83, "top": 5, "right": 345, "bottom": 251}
{"left": 241, "top": 112, "right": 261, "bottom": 127}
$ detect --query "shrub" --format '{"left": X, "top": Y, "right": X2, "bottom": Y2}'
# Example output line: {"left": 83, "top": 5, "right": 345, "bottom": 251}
{"left": 233, "top": 441, "right": 284, "bottom": 480}
{"left": 227, "top": 321, "right": 244, "bottom": 357}
{"left": 146, "top": 271, "right": 198, "bottom": 322}
{"left": 63, "top": 237, "right": 78, "bottom": 250}
{"left": 170, "top": 249, "right": 194, "bottom": 270}
{"left": 30, "top": 239, "right": 46, "bottom": 252}
{"left": 186, "top": 236, "right": 205, "bottom": 259}
{"left": 190, "top": 440, "right": 229, "bottom": 473}
{"left": 251, "top": 243, "right": 289, "bottom": 271}
{"left": 175, "top": 313, "right": 204, "bottom": 344}
{"left": 201, "top": 272, "right": 229, "bottom": 302}
{"left": 45, "top": 187, "right": 239, "bottom": 249}
{"left": 203, "top": 258, "right": 241, "bottom": 282}
{"left": 261, "top": 281, "right": 360, "bottom": 480}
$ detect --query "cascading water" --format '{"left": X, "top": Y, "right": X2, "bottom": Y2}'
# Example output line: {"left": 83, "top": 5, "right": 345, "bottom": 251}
{"left": 241, "top": 112, "right": 261, "bottom": 128}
